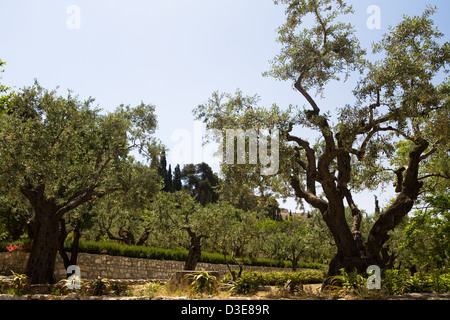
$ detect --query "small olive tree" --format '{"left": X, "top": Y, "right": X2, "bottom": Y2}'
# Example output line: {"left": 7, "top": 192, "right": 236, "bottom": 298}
{"left": 149, "top": 191, "right": 214, "bottom": 270}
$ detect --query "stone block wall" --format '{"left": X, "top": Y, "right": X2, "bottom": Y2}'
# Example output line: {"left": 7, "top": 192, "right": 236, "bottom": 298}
{"left": 0, "top": 252, "right": 288, "bottom": 281}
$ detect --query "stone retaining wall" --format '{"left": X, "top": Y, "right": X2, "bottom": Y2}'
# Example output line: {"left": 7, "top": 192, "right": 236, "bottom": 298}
{"left": 0, "top": 252, "right": 288, "bottom": 281}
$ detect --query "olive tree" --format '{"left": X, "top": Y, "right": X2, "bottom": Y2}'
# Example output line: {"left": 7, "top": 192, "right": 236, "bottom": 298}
{"left": 260, "top": 217, "right": 312, "bottom": 271}
{"left": 207, "top": 202, "right": 260, "bottom": 279}
{"left": 0, "top": 82, "right": 159, "bottom": 283}
{"left": 149, "top": 191, "right": 214, "bottom": 270}
{"left": 194, "top": 1, "right": 449, "bottom": 276}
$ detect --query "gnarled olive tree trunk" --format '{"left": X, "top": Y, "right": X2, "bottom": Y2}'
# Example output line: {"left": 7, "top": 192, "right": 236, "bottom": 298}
{"left": 289, "top": 121, "right": 429, "bottom": 277}
{"left": 21, "top": 184, "right": 116, "bottom": 284}
{"left": 21, "top": 187, "right": 61, "bottom": 284}
{"left": 184, "top": 228, "right": 207, "bottom": 271}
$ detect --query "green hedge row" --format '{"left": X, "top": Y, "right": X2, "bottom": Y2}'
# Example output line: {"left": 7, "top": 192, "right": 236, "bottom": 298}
{"left": 67, "top": 241, "right": 325, "bottom": 269}
{"left": 69, "top": 240, "right": 189, "bottom": 261}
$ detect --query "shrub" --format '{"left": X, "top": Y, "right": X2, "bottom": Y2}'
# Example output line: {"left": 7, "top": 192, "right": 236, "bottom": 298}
{"left": 329, "top": 268, "right": 450, "bottom": 296}
{"left": 0, "top": 241, "right": 32, "bottom": 254}
{"left": 109, "top": 282, "right": 129, "bottom": 296}
{"left": 276, "top": 279, "right": 304, "bottom": 296}
{"left": 402, "top": 271, "right": 450, "bottom": 294}
{"left": 405, "top": 273, "right": 434, "bottom": 293}
{"left": 186, "top": 270, "right": 219, "bottom": 295}
{"left": 145, "top": 280, "right": 163, "bottom": 294}
{"left": 88, "top": 277, "right": 110, "bottom": 296}
{"left": 430, "top": 272, "right": 450, "bottom": 293}
{"left": 381, "top": 269, "right": 447, "bottom": 295}
{"left": 258, "top": 270, "right": 326, "bottom": 286}
{"left": 224, "top": 271, "right": 261, "bottom": 295}
{"left": 67, "top": 240, "right": 190, "bottom": 262}
{"left": 328, "top": 269, "right": 369, "bottom": 296}
{"left": 10, "top": 271, "right": 30, "bottom": 292}
{"left": 382, "top": 269, "right": 410, "bottom": 295}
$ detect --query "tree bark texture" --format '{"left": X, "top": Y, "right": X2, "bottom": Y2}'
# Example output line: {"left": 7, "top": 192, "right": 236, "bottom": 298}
{"left": 184, "top": 229, "right": 205, "bottom": 271}
{"left": 23, "top": 199, "right": 60, "bottom": 284}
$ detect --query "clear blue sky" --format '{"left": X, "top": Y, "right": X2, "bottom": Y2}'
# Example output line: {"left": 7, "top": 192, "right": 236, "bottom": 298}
{"left": 1, "top": 0, "right": 449, "bottom": 213}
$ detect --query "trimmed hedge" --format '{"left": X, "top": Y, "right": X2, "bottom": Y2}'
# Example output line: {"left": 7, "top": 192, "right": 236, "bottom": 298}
{"left": 65, "top": 240, "right": 189, "bottom": 261}
{"left": 66, "top": 241, "right": 325, "bottom": 269}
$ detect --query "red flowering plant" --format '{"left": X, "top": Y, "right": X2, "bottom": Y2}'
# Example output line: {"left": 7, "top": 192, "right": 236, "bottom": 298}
{"left": 5, "top": 242, "right": 32, "bottom": 256}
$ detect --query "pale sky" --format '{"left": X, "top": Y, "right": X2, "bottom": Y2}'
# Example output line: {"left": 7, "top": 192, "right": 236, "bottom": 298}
{"left": 1, "top": 0, "right": 449, "bottom": 213}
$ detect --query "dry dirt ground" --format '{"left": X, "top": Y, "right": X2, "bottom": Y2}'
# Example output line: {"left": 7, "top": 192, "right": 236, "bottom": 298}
{"left": 1, "top": 281, "right": 449, "bottom": 300}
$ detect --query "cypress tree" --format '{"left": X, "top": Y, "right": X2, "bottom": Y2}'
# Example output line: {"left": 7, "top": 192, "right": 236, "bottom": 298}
{"left": 167, "top": 164, "right": 173, "bottom": 192}
{"left": 173, "top": 164, "right": 182, "bottom": 191}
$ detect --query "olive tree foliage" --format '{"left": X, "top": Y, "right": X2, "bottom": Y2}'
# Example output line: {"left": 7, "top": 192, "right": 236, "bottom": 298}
{"left": 260, "top": 217, "right": 311, "bottom": 271}
{"left": 148, "top": 191, "right": 217, "bottom": 270}
{"left": 207, "top": 202, "right": 260, "bottom": 280}
{"left": 399, "top": 195, "right": 450, "bottom": 271}
{"left": 0, "top": 81, "right": 160, "bottom": 283}
{"left": 0, "top": 59, "right": 9, "bottom": 99}
{"left": 259, "top": 214, "right": 336, "bottom": 270}
{"left": 74, "top": 160, "right": 160, "bottom": 245}
{"left": 194, "top": 0, "right": 449, "bottom": 276}
{"left": 56, "top": 155, "right": 161, "bottom": 270}
{"left": 0, "top": 192, "right": 33, "bottom": 241}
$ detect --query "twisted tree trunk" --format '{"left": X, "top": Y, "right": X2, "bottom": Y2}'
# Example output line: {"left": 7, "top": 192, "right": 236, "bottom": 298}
{"left": 321, "top": 141, "right": 428, "bottom": 277}
{"left": 184, "top": 228, "right": 207, "bottom": 270}
{"left": 21, "top": 184, "right": 117, "bottom": 284}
